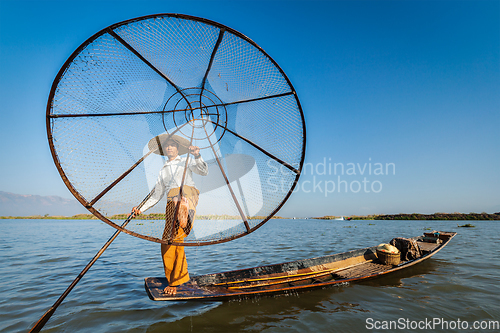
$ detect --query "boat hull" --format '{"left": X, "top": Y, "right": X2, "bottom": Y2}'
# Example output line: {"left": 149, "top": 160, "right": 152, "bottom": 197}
{"left": 145, "top": 231, "right": 456, "bottom": 301}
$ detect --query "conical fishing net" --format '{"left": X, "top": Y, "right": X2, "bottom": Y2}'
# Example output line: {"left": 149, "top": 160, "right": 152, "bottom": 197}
{"left": 47, "top": 14, "right": 305, "bottom": 245}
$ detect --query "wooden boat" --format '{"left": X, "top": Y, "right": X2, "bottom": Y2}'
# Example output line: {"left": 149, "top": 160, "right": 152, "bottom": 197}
{"left": 145, "top": 230, "right": 456, "bottom": 301}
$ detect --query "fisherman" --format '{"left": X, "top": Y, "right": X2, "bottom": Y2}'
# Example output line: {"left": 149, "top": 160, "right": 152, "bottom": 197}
{"left": 132, "top": 134, "right": 208, "bottom": 295}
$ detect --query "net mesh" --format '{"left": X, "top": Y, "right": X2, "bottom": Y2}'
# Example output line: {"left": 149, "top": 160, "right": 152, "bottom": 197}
{"left": 48, "top": 14, "right": 305, "bottom": 245}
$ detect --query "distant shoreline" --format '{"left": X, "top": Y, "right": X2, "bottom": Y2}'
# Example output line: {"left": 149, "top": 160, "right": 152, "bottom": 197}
{"left": 314, "top": 212, "right": 500, "bottom": 221}
{"left": 0, "top": 214, "right": 284, "bottom": 220}
{"left": 1, "top": 212, "right": 499, "bottom": 220}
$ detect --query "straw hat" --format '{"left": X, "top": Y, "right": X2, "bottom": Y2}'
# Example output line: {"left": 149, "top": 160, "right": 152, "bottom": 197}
{"left": 148, "top": 133, "right": 191, "bottom": 156}
{"left": 377, "top": 243, "right": 400, "bottom": 254}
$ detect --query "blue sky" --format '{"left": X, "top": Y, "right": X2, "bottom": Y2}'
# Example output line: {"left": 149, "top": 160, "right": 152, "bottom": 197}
{"left": 0, "top": 0, "right": 498, "bottom": 217}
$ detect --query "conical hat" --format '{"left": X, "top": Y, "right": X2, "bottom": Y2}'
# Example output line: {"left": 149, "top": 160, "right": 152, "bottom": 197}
{"left": 148, "top": 133, "right": 191, "bottom": 156}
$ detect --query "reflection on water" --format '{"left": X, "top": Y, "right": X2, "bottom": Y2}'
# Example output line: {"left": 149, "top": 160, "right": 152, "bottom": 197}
{"left": 0, "top": 219, "right": 499, "bottom": 332}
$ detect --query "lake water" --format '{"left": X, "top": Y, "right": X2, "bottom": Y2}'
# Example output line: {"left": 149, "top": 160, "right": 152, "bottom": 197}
{"left": 1, "top": 219, "right": 498, "bottom": 332}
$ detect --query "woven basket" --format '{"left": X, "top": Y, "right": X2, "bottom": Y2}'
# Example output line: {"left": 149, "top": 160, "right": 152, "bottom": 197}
{"left": 377, "top": 250, "right": 400, "bottom": 265}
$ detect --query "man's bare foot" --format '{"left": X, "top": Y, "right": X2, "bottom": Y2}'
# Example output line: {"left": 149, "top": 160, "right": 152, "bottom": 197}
{"left": 164, "top": 286, "right": 177, "bottom": 295}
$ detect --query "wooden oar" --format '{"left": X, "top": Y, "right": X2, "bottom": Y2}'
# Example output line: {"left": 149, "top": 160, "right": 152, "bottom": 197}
{"left": 216, "top": 260, "right": 374, "bottom": 290}
{"left": 29, "top": 192, "right": 153, "bottom": 333}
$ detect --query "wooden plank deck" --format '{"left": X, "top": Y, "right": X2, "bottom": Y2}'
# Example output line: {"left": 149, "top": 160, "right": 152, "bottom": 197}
{"left": 417, "top": 241, "right": 441, "bottom": 253}
{"left": 334, "top": 262, "right": 393, "bottom": 279}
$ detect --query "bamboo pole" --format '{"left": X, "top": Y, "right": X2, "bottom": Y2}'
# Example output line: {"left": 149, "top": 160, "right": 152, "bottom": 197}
{"left": 28, "top": 191, "right": 153, "bottom": 333}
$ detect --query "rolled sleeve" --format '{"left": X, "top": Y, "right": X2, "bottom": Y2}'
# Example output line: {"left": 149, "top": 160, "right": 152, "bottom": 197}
{"left": 191, "top": 156, "right": 209, "bottom": 176}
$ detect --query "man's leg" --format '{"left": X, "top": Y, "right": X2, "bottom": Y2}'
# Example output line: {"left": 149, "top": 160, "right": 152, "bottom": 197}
{"left": 161, "top": 242, "right": 189, "bottom": 295}
{"left": 161, "top": 186, "right": 199, "bottom": 295}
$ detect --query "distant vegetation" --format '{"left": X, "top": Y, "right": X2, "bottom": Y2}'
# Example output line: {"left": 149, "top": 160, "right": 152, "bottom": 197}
{"left": 105, "top": 213, "right": 282, "bottom": 220}
{"left": 2, "top": 212, "right": 498, "bottom": 221}
{"left": 0, "top": 213, "right": 283, "bottom": 220}
{"left": 315, "top": 212, "right": 500, "bottom": 221}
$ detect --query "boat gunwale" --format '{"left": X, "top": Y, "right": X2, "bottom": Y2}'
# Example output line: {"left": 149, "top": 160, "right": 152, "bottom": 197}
{"left": 193, "top": 232, "right": 456, "bottom": 285}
